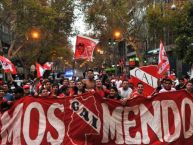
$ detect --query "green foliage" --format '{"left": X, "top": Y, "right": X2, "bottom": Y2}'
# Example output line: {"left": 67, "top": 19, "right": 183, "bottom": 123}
{"left": 0, "top": 0, "right": 75, "bottom": 67}
{"left": 175, "top": 35, "right": 190, "bottom": 59}
{"left": 174, "top": 2, "right": 193, "bottom": 64}
{"left": 81, "top": 0, "right": 151, "bottom": 66}
{"left": 16, "top": 1, "right": 56, "bottom": 34}
{"left": 146, "top": 2, "right": 193, "bottom": 64}
{"left": 146, "top": 4, "right": 163, "bottom": 35}
{"left": 105, "top": 67, "right": 115, "bottom": 73}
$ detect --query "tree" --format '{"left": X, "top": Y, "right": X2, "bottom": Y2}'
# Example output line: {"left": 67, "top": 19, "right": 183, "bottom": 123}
{"left": 0, "top": 0, "right": 75, "bottom": 71}
{"left": 146, "top": 1, "right": 193, "bottom": 65}
{"left": 174, "top": 2, "right": 193, "bottom": 65}
{"left": 80, "top": 0, "right": 152, "bottom": 66}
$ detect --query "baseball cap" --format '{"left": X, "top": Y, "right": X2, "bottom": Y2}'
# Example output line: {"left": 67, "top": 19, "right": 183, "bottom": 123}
{"left": 23, "top": 85, "right": 30, "bottom": 89}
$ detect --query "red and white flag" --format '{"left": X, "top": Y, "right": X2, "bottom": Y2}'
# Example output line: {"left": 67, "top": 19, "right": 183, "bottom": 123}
{"left": 158, "top": 41, "right": 170, "bottom": 77}
{"left": 36, "top": 63, "right": 45, "bottom": 77}
{"left": 130, "top": 65, "right": 160, "bottom": 96}
{"left": 0, "top": 56, "right": 17, "bottom": 74}
{"left": 74, "top": 35, "right": 98, "bottom": 61}
{"left": 43, "top": 62, "right": 53, "bottom": 70}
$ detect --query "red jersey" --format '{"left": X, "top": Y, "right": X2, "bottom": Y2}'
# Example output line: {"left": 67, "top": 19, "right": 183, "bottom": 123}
{"left": 69, "top": 88, "right": 75, "bottom": 96}
{"left": 95, "top": 88, "right": 110, "bottom": 98}
{"left": 131, "top": 91, "right": 145, "bottom": 99}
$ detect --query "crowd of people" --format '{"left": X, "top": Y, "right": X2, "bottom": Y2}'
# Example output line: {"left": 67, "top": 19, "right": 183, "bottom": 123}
{"left": 0, "top": 68, "right": 192, "bottom": 112}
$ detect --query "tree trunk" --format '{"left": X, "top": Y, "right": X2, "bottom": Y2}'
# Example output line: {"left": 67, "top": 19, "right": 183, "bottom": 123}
{"left": 0, "top": 40, "right": 3, "bottom": 54}
{"left": 8, "top": 40, "right": 15, "bottom": 59}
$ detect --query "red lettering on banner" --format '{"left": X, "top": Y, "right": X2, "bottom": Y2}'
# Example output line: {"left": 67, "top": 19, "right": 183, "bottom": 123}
{"left": 0, "top": 91, "right": 193, "bottom": 145}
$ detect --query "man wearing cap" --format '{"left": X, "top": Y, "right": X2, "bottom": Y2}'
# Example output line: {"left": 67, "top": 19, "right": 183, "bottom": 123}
{"left": 23, "top": 84, "right": 31, "bottom": 96}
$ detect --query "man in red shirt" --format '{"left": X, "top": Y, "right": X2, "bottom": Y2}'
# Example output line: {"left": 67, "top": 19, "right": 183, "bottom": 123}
{"left": 95, "top": 79, "right": 109, "bottom": 98}
{"left": 121, "top": 82, "right": 144, "bottom": 105}
{"left": 129, "top": 82, "right": 145, "bottom": 99}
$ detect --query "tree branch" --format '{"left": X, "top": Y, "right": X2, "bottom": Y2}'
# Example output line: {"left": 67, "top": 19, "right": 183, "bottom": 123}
{"left": 8, "top": 40, "right": 15, "bottom": 58}
{"left": 11, "top": 44, "right": 24, "bottom": 59}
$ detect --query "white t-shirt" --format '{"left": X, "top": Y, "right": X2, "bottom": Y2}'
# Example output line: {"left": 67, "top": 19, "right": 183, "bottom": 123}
{"left": 159, "top": 88, "right": 176, "bottom": 93}
{"left": 118, "top": 87, "right": 132, "bottom": 98}
{"left": 115, "top": 80, "right": 122, "bottom": 88}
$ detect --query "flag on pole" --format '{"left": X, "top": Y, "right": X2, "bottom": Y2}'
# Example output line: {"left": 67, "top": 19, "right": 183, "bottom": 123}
{"left": 0, "top": 56, "right": 17, "bottom": 74}
{"left": 43, "top": 62, "right": 53, "bottom": 70}
{"left": 158, "top": 41, "right": 170, "bottom": 77}
{"left": 36, "top": 63, "right": 45, "bottom": 78}
{"left": 74, "top": 35, "right": 99, "bottom": 61}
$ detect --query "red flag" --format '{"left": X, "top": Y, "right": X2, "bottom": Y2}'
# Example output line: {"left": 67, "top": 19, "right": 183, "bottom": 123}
{"left": 0, "top": 56, "right": 17, "bottom": 74}
{"left": 36, "top": 63, "right": 45, "bottom": 77}
{"left": 158, "top": 41, "right": 170, "bottom": 76}
{"left": 130, "top": 65, "right": 159, "bottom": 96}
{"left": 43, "top": 62, "right": 53, "bottom": 70}
{"left": 74, "top": 35, "right": 98, "bottom": 61}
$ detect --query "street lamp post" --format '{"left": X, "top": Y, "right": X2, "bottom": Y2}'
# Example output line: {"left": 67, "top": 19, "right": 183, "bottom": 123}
{"left": 113, "top": 30, "right": 130, "bottom": 77}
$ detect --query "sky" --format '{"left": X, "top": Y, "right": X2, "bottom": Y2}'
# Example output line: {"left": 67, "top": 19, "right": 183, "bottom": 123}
{"left": 69, "top": 1, "right": 87, "bottom": 52}
{"left": 69, "top": 0, "right": 95, "bottom": 53}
